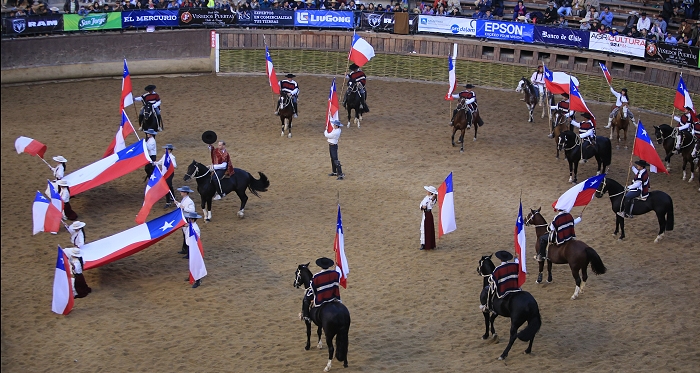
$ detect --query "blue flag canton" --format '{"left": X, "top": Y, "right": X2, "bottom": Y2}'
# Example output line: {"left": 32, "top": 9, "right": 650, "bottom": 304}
{"left": 515, "top": 203, "right": 524, "bottom": 232}
{"left": 34, "top": 191, "right": 49, "bottom": 203}
{"left": 352, "top": 33, "right": 360, "bottom": 45}
{"left": 47, "top": 180, "right": 61, "bottom": 200}
{"left": 636, "top": 121, "right": 652, "bottom": 143}
{"left": 123, "top": 60, "right": 130, "bottom": 78}
{"left": 570, "top": 80, "right": 582, "bottom": 98}
{"left": 448, "top": 56, "right": 454, "bottom": 70}
{"left": 146, "top": 209, "right": 184, "bottom": 240}
{"left": 678, "top": 77, "right": 686, "bottom": 93}
{"left": 117, "top": 140, "right": 145, "bottom": 161}
{"left": 55, "top": 246, "right": 66, "bottom": 270}
{"left": 147, "top": 166, "right": 162, "bottom": 188}
{"left": 544, "top": 66, "right": 553, "bottom": 81}
{"left": 189, "top": 222, "right": 199, "bottom": 241}
{"left": 444, "top": 173, "right": 454, "bottom": 193}
{"left": 163, "top": 149, "right": 171, "bottom": 170}
{"left": 121, "top": 111, "right": 129, "bottom": 127}
{"left": 336, "top": 206, "right": 344, "bottom": 234}
{"left": 584, "top": 174, "right": 605, "bottom": 190}
{"left": 266, "top": 47, "right": 273, "bottom": 62}
{"left": 329, "top": 78, "right": 336, "bottom": 99}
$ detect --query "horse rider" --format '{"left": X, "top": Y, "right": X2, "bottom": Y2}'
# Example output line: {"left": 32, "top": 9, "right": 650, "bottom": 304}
{"left": 175, "top": 186, "right": 196, "bottom": 255}
{"left": 346, "top": 63, "right": 369, "bottom": 113}
{"left": 135, "top": 84, "right": 162, "bottom": 126}
{"left": 571, "top": 112, "right": 596, "bottom": 146}
{"left": 551, "top": 93, "right": 574, "bottom": 118}
{"left": 209, "top": 140, "right": 234, "bottom": 199}
{"left": 605, "top": 87, "right": 635, "bottom": 128}
{"left": 51, "top": 155, "right": 67, "bottom": 180}
{"left": 536, "top": 207, "right": 581, "bottom": 265}
{"left": 276, "top": 73, "right": 299, "bottom": 118}
{"left": 530, "top": 65, "right": 546, "bottom": 103}
{"left": 301, "top": 257, "right": 342, "bottom": 322}
{"left": 489, "top": 251, "right": 521, "bottom": 304}
{"left": 672, "top": 106, "right": 694, "bottom": 154}
{"left": 449, "top": 83, "right": 478, "bottom": 126}
{"left": 144, "top": 129, "right": 158, "bottom": 162}
{"left": 619, "top": 160, "right": 650, "bottom": 219}
{"left": 157, "top": 144, "right": 177, "bottom": 208}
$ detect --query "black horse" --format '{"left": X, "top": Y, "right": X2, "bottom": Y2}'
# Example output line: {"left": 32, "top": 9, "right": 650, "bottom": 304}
{"left": 139, "top": 102, "right": 161, "bottom": 133}
{"left": 557, "top": 130, "right": 611, "bottom": 183}
{"left": 294, "top": 263, "right": 351, "bottom": 372}
{"left": 477, "top": 255, "right": 541, "bottom": 361}
{"left": 343, "top": 81, "right": 364, "bottom": 128}
{"left": 595, "top": 177, "right": 674, "bottom": 243}
{"left": 278, "top": 93, "right": 295, "bottom": 138}
{"left": 183, "top": 161, "right": 269, "bottom": 222}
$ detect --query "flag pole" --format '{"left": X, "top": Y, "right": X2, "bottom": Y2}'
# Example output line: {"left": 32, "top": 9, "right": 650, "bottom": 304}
{"left": 619, "top": 115, "right": 640, "bottom": 212}
{"left": 40, "top": 157, "right": 53, "bottom": 170}
{"left": 339, "top": 31, "right": 355, "bottom": 103}
{"left": 544, "top": 60, "right": 552, "bottom": 134}
{"left": 263, "top": 34, "right": 278, "bottom": 112}
{"left": 127, "top": 112, "right": 141, "bottom": 141}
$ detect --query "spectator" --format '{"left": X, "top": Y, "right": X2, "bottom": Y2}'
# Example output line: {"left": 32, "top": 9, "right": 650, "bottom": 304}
{"left": 113, "top": 1, "right": 124, "bottom": 11}
{"left": 681, "top": 0, "right": 694, "bottom": 19}
{"left": 655, "top": 14, "right": 667, "bottom": 34}
{"left": 598, "top": 6, "right": 613, "bottom": 28}
{"left": 473, "top": 0, "right": 491, "bottom": 15}
{"left": 544, "top": 2, "right": 558, "bottom": 24}
{"left": 367, "top": 2, "right": 374, "bottom": 11}
{"left": 623, "top": 11, "right": 638, "bottom": 34}
{"left": 77, "top": 5, "right": 88, "bottom": 14}
{"left": 649, "top": 20, "right": 664, "bottom": 39}
{"left": 609, "top": 27, "right": 618, "bottom": 36}
{"left": 664, "top": 33, "right": 678, "bottom": 44}
{"left": 168, "top": 0, "right": 179, "bottom": 8}
{"left": 492, "top": 0, "right": 504, "bottom": 18}
{"left": 580, "top": 20, "right": 590, "bottom": 30}
{"left": 678, "top": 35, "right": 692, "bottom": 45}
{"left": 678, "top": 20, "right": 692, "bottom": 40}
{"left": 557, "top": 15, "right": 568, "bottom": 27}
{"left": 376, "top": 3, "right": 384, "bottom": 11}
{"left": 64, "top": 0, "right": 79, "bottom": 13}
{"left": 123, "top": 1, "right": 136, "bottom": 10}
{"left": 583, "top": 0, "right": 598, "bottom": 9}
{"left": 661, "top": 0, "right": 673, "bottom": 23}
{"left": 102, "top": 3, "right": 112, "bottom": 11}
{"left": 479, "top": 9, "right": 494, "bottom": 19}
{"left": 181, "top": 0, "right": 193, "bottom": 7}
{"left": 557, "top": 0, "right": 572, "bottom": 17}
{"left": 640, "top": 28, "right": 648, "bottom": 39}
{"left": 448, "top": 5, "right": 460, "bottom": 16}
{"left": 582, "top": 5, "right": 597, "bottom": 22}
{"left": 626, "top": 25, "right": 640, "bottom": 38}
{"left": 636, "top": 12, "right": 650, "bottom": 32}
{"left": 512, "top": 0, "right": 526, "bottom": 21}
{"left": 435, "top": 5, "right": 446, "bottom": 15}
{"left": 572, "top": 0, "right": 585, "bottom": 17}
{"left": 530, "top": 10, "right": 545, "bottom": 24}
{"left": 595, "top": 22, "right": 605, "bottom": 33}
{"left": 421, "top": 4, "right": 432, "bottom": 14}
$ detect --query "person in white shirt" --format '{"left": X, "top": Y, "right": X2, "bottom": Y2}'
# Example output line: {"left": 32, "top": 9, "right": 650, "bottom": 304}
{"left": 636, "top": 11, "right": 650, "bottom": 32}
{"left": 52, "top": 155, "right": 67, "bottom": 180}
{"left": 66, "top": 247, "right": 91, "bottom": 298}
{"left": 324, "top": 120, "right": 344, "bottom": 180}
{"left": 182, "top": 212, "right": 204, "bottom": 288}
{"left": 176, "top": 186, "right": 196, "bottom": 255}
{"left": 419, "top": 186, "right": 438, "bottom": 250}
{"left": 144, "top": 129, "right": 158, "bottom": 162}
{"left": 530, "top": 66, "right": 546, "bottom": 105}
{"left": 57, "top": 180, "right": 78, "bottom": 221}
{"left": 157, "top": 144, "right": 177, "bottom": 208}
{"left": 606, "top": 87, "right": 635, "bottom": 128}
{"left": 64, "top": 220, "right": 86, "bottom": 248}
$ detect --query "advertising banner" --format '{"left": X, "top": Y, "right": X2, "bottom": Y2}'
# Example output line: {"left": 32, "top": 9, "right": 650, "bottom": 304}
{"left": 64, "top": 13, "right": 122, "bottom": 31}
{"left": 533, "top": 26, "right": 589, "bottom": 48}
{"left": 294, "top": 10, "right": 353, "bottom": 28}
{"left": 361, "top": 12, "right": 417, "bottom": 33}
{"left": 122, "top": 10, "right": 179, "bottom": 28}
{"left": 236, "top": 10, "right": 294, "bottom": 26}
{"left": 178, "top": 8, "right": 236, "bottom": 27}
{"left": 644, "top": 42, "right": 699, "bottom": 68}
{"left": 2, "top": 15, "right": 62, "bottom": 35}
{"left": 417, "top": 15, "right": 476, "bottom": 36}
{"left": 476, "top": 20, "right": 534, "bottom": 43}
{"left": 588, "top": 32, "right": 645, "bottom": 57}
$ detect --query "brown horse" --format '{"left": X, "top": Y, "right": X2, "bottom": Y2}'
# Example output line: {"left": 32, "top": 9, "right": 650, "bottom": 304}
{"left": 610, "top": 103, "right": 631, "bottom": 149}
{"left": 550, "top": 109, "right": 570, "bottom": 159}
{"left": 524, "top": 208, "right": 607, "bottom": 300}
{"left": 277, "top": 93, "right": 295, "bottom": 138}
{"left": 451, "top": 98, "right": 483, "bottom": 153}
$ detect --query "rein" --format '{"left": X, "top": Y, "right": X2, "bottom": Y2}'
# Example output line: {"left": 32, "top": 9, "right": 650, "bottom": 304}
{"left": 185, "top": 164, "right": 211, "bottom": 180}
{"left": 560, "top": 134, "right": 580, "bottom": 151}
{"left": 524, "top": 211, "right": 548, "bottom": 227}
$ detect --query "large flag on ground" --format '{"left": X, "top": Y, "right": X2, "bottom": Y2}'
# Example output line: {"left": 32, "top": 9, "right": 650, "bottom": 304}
{"left": 135, "top": 166, "right": 170, "bottom": 224}
{"left": 265, "top": 46, "right": 281, "bottom": 95}
{"left": 103, "top": 110, "right": 136, "bottom": 158}
{"left": 544, "top": 65, "right": 580, "bottom": 95}
{"left": 52, "top": 246, "right": 74, "bottom": 315}
{"left": 15, "top": 136, "right": 47, "bottom": 158}
{"left": 599, "top": 62, "right": 612, "bottom": 85}
{"left": 348, "top": 32, "right": 375, "bottom": 67}
{"left": 325, "top": 78, "right": 340, "bottom": 133}
{"left": 121, "top": 59, "right": 134, "bottom": 111}
{"left": 569, "top": 78, "right": 595, "bottom": 117}
{"left": 444, "top": 54, "right": 457, "bottom": 101}
{"left": 552, "top": 173, "right": 606, "bottom": 213}
{"left": 437, "top": 172, "right": 457, "bottom": 237}
{"left": 334, "top": 205, "right": 349, "bottom": 289}
{"left": 514, "top": 201, "right": 527, "bottom": 287}
{"left": 187, "top": 223, "right": 207, "bottom": 284}
{"left": 634, "top": 120, "right": 668, "bottom": 174}
{"left": 80, "top": 208, "right": 186, "bottom": 270}
{"left": 32, "top": 190, "right": 62, "bottom": 235}
{"left": 62, "top": 140, "right": 150, "bottom": 196}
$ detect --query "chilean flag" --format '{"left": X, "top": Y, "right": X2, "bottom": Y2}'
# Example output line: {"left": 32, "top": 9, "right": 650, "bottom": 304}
{"left": 569, "top": 78, "right": 595, "bottom": 117}
{"left": 121, "top": 59, "right": 134, "bottom": 111}
{"left": 599, "top": 62, "right": 612, "bottom": 86}
{"left": 80, "top": 208, "right": 186, "bottom": 270}
{"left": 160, "top": 149, "right": 174, "bottom": 179}
{"left": 552, "top": 174, "right": 606, "bottom": 213}
{"left": 326, "top": 78, "right": 340, "bottom": 133}
{"left": 265, "top": 46, "right": 280, "bottom": 95}
{"left": 544, "top": 65, "right": 580, "bottom": 95}
{"left": 674, "top": 76, "right": 697, "bottom": 122}
{"left": 32, "top": 189, "right": 62, "bottom": 235}
{"left": 444, "top": 55, "right": 457, "bottom": 101}
{"left": 633, "top": 120, "right": 668, "bottom": 174}
{"left": 514, "top": 201, "right": 527, "bottom": 287}
{"left": 187, "top": 223, "right": 207, "bottom": 284}
{"left": 52, "top": 246, "right": 74, "bottom": 315}
{"left": 348, "top": 32, "right": 375, "bottom": 67}
{"left": 334, "top": 205, "right": 349, "bottom": 289}
{"left": 437, "top": 172, "right": 457, "bottom": 237}
{"left": 103, "top": 110, "right": 136, "bottom": 158}
{"left": 15, "top": 136, "right": 47, "bottom": 158}
{"left": 62, "top": 140, "right": 151, "bottom": 196}
{"left": 135, "top": 166, "right": 170, "bottom": 224}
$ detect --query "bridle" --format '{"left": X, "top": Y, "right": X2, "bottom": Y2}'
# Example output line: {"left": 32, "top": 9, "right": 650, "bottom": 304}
{"left": 558, "top": 132, "right": 580, "bottom": 151}
{"left": 596, "top": 177, "right": 624, "bottom": 198}
{"left": 524, "top": 210, "right": 548, "bottom": 227}
{"left": 185, "top": 163, "right": 210, "bottom": 180}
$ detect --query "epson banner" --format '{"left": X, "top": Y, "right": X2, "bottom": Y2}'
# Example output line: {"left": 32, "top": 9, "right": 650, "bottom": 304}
{"left": 533, "top": 26, "right": 589, "bottom": 48}
{"left": 294, "top": 10, "right": 353, "bottom": 28}
{"left": 476, "top": 20, "right": 534, "bottom": 43}
{"left": 122, "top": 10, "right": 179, "bottom": 27}
{"left": 417, "top": 15, "right": 476, "bottom": 36}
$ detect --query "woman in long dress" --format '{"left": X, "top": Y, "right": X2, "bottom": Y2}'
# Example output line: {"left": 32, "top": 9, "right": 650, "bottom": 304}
{"left": 68, "top": 247, "right": 91, "bottom": 298}
{"left": 420, "top": 186, "right": 438, "bottom": 250}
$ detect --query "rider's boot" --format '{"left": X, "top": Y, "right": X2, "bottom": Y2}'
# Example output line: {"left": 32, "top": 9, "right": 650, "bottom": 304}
{"left": 605, "top": 117, "right": 612, "bottom": 129}
{"left": 361, "top": 93, "right": 369, "bottom": 113}
{"left": 293, "top": 102, "right": 298, "bottom": 118}
{"left": 449, "top": 109, "right": 457, "bottom": 126}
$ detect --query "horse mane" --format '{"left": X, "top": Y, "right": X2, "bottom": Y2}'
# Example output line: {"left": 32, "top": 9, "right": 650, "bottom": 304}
{"left": 522, "top": 77, "right": 534, "bottom": 90}
{"left": 657, "top": 124, "right": 673, "bottom": 134}
{"left": 604, "top": 177, "right": 624, "bottom": 194}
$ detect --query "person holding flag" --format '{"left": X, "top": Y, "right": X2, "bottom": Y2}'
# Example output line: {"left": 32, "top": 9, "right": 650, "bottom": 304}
{"left": 605, "top": 86, "right": 635, "bottom": 129}
{"left": 419, "top": 186, "right": 438, "bottom": 250}
{"left": 277, "top": 73, "right": 299, "bottom": 117}
{"left": 135, "top": 85, "right": 162, "bottom": 127}
{"left": 324, "top": 120, "right": 344, "bottom": 180}
{"left": 176, "top": 186, "right": 196, "bottom": 255}
{"left": 673, "top": 106, "right": 694, "bottom": 154}
{"left": 619, "top": 160, "right": 650, "bottom": 219}
{"left": 184, "top": 212, "right": 206, "bottom": 287}
{"left": 65, "top": 220, "right": 86, "bottom": 248}
{"left": 345, "top": 63, "right": 369, "bottom": 113}
{"left": 157, "top": 144, "right": 177, "bottom": 208}
{"left": 571, "top": 112, "right": 597, "bottom": 146}
{"left": 536, "top": 208, "right": 581, "bottom": 266}
{"left": 551, "top": 93, "right": 574, "bottom": 118}
{"left": 52, "top": 246, "right": 74, "bottom": 315}
{"left": 66, "top": 247, "right": 91, "bottom": 298}
{"left": 449, "top": 83, "right": 478, "bottom": 127}
{"left": 301, "top": 257, "right": 342, "bottom": 322}
{"left": 57, "top": 180, "right": 78, "bottom": 221}
{"left": 182, "top": 211, "right": 201, "bottom": 260}
{"left": 530, "top": 65, "right": 546, "bottom": 104}
{"left": 51, "top": 156, "right": 68, "bottom": 180}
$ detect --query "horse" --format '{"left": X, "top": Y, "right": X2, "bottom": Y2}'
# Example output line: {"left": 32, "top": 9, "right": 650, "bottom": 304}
{"left": 524, "top": 208, "right": 607, "bottom": 300}
{"left": 557, "top": 130, "right": 612, "bottom": 183}
{"left": 183, "top": 161, "right": 269, "bottom": 222}
{"left": 654, "top": 124, "right": 676, "bottom": 171}
{"left": 550, "top": 109, "right": 570, "bottom": 158}
{"left": 294, "top": 263, "right": 351, "bottom": 372}
{"left": 451, "top": 97, "right": 483, "bottom": 153}
{"left": 675, "top": 131, "right": 697, "bottom": 182}
{"left": 277, "top": 93, "right": 295, "bottom": 138}
{"left": 476, "top": 255, "right": 541, "bottom": 360}
{"left": 515, "top": 77, "right": 538, "bottom": 123}
{"left": 343, "top": 81, "right": 364, "bottom": 128}
{"left": 139, "top": 101, "right": 161, "bottom": 133}
{"left": 610, "top": 103, "right": 631, "bottom": 149}
{"left": 594, "top": 177, "right": 674, "bottom": 243}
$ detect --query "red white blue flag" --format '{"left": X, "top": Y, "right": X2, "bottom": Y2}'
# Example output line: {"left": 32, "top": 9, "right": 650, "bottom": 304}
{"left": 674, "top": 76, "right": 697, "bottom": 121}
{"left": 265, "top": 46, "right": 281, "bottom": 95}
{"left": 544, "top": 65, "right": 579, "bottom": 95}
{"left": 445, "top": 55, "right": 457, "bottom": 101}
{"left": 15, "top": 136, "right": 47, "bottom": 158}
{"left": 599, "top": 62, "right": 612, "bottom": 85}
{"left": 135, "top": 165, "right": 171, "bottom": 224}
{"left": 552, "top": 173, "right": 606, "bottom": 213}
{"left": 52, "top": 246, "right": 74, "bottom": 315}
{"left": 187, "top": 223, "right": 207, "bottom": 284}
{"left": 633, "top": 120, "right": 668, "bottom": 174}
{"left": 437, "top": 172, "right": 457, "bottom": 237}
{"left": 103, "top": 109, "right": 136, "bottom": 158}
{"left": 326, "top": 78, "right": 340, "bottom": 133}
{"left": 334, "top": 205, "right": 349, "bottom": 288}
{"left": 32, "top": 187, "right": 62, "bottom": 235}
{"left": 160, "top": 148, "right": 175, "bottom": 179}
{"left": 569, "top": 78, "right": 595, "bottom": 118}
{"left": 121, "top": 59, "right": 134, "bottom": 111}
{"left": 349, "top": 32, "right": 375, "bottom": 67}
{"left": 514, "top": 201, "right": 527, "bottom": 287}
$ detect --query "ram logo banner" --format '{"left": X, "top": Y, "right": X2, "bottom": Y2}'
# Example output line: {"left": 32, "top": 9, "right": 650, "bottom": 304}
{"left": 12, "top": 18, "right": 25, "bottom": 33}
{"left": 476, "top": 20, "right": 534, "bottom": 43}
{"left": 294, "top": 10, "right": 353, "bottom": 28}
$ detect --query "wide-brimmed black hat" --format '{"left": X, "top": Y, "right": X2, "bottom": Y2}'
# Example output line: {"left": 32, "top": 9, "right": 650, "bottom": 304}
{"left": 145, "top": 84, "right": 156, "bottom": 91}
{"left": 635, "top": 160, "right": 650, "bottom": 167}
{"left": 465, "top": 83, "right": 474, "bottom": 88}
{"left": 285, "top": 73, "right": 296, "bottom": 78}
{"left": 177, "top": 186, "right": 194, "bottom": 193}
{"left": 316, "top": 257, "right": 335, "bottom": 269}
{"left": 186, "top": 212, "right": 202, "bottom": 219}
{"left": 349, "top": 63, "right": 359, "bottom": 71}
{"left": 202, "top": 130, "right": 217, "bottom": 145}
{"left": 581, "top": 112, "right": 592, "bottom": 119}
{"left": 162, "top": 144, "right": 175, "bottom": 150}
{"left": 494, "top": 250, "right": 514, "bottom": 262}
{"left": 561, "top": 93, "right": 570, "bottom": 98}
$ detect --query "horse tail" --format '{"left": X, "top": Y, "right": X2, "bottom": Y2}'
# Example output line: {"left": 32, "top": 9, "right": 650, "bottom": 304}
{"left": 665, "top": 197, "right": 674, "bottom": 231}
{"left": 585, "top": 247, "right": 607, "bottom": 275}
{"left": 517, "top": 300, "right": 541, "bottom": 342}
{"left": 247, "top": 172, "right": 270, "bottom": 197}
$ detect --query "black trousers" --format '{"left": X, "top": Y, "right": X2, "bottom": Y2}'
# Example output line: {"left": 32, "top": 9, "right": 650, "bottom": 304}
{"left": 329, "top": 144, "right": 343, "bottom": 175}
{"left": 165, "top": 173, "right": 174, "bottom": 203}
{"left": 537, "top": 234, "right": 549, "bottom": 259}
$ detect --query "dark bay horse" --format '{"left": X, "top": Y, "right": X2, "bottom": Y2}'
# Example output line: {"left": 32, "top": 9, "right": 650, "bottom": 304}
{"left": 278, "top": 94, "right": 295, "bottom": 138}
{"left": 550, "top": 109, "right": 569, "bottom": 158}
{"left": 476, "top": 255, "right": 541, "bottom": 360}
{"left": 524, "top": 208, "right": 607, "bottom": 300}
{"left": 654, "top": 124, "right": 676, "bottom": 171}
{"left": 557, "top": 130, "right": 612, "bottom": 183}
{"left": 595, "top": 177, "right": 674, "bottom": 243}
{"left": 515, "top": 77, "right": 538, "bottom": 122}
{"left": 139, "top": 102, "right": 161, "bottom": 133}
{"left": 344, "top": 81, "right": 364, "bottom": 128}
{"left": 294, "top": 263, "right": 351, "bottom": 372}
{"left": 610, "top": 103, "right": 631, "bottom": 149}
{"left": 451, "top": 97, "right": 483, "bottom": 153}
{"left": 183, "top": 161, "right": 269, "bottom": 222}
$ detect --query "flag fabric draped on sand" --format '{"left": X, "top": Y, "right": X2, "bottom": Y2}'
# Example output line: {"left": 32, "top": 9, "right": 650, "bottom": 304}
{"left": 348, "top": 32, "right": 375, "bottom": 67}
{"left": 544, "top": 65, "right": 580, "bottom": 95}
{"left": 514, "top": 201, "right": 527, "bottom": 287}
{"left": 445, "top": 55, "right": 457, "bottom": 101}
{"left": 32, "top": 188, "right": 62, "bottom": 235}
{"left": 326, "top": 78, "right": 340, "bottom": 133}
{"left": 265, "top": 46, "right": 280, "bottom": 95}
{"left": 103, "top": 110, "right": 136, "bottom": 158}
{"left": 135, "top": 166, "right": 170, "bottom": 224}
{"left": 552, "top": 174, "right": 605, "bottom": 213}
{"left": 599, "top": 62, "right": 612, "bottom": 85}
{"left": 334, "top": 205, "right": 349, "bottom": 288}
{"left": 437, "top": 172, "right": 457, "bottom": 237}
{"left": 62, "top": 140, "right": 150, "bottom": 196}
{"left": 15, "top": 136, "right": 47, "bottom": 158}
{"left": 187, "top": 223, "right": 207, "bottom": 284}
{"left": 52, "top": 246, "right": 74, "bottom": 315}
{"left": 634, "top": 120, "right": 668, "bottom": 174}
{"left": 121, "top": 59, "right": 134, "bottom": 111}
{"left": 80, "top": 208, "right": 186, "bottom": 270}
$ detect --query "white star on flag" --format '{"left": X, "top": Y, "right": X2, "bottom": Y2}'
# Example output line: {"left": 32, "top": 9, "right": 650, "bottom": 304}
{"left": 641, "top": 129, "right": 647, "bottom": 136}
{"left": 150, "top": 174, "right": 157, "bottom": 181}
{"left": 159, "top": 220, "right": 174, "bottom": 231}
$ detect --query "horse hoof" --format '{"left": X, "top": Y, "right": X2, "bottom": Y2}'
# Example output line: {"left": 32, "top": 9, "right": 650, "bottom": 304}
{"left": 460, "top": 149, "right": 464, "bottom": 153}
{"left": 473, "top": 137, "right": 477, "bottom": 141}
{"left": 498, "top": 356, "right": 505, "bottom": 361}
{"left": 482, "top": 335, "right": 489, "bottom": 340}
{"left": 237, "top": 211, "right": 244, "bottom": 218}
{"left": 205, "top": 219, "right": 211, "bottom": 223}
{"left": 571, "top": 295, "right": 578, "bottom": 300}
{"left": 548, "top": 134, "right": 554, "bottom": 138}
{"left": 280, "top": 132, "right": 284, "bottom": 137}
{"left": 304, "top": 345, "right": 310, "bottom": 351}
{"left": 288, "top": 133, "right": 292, "bottom": 138}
